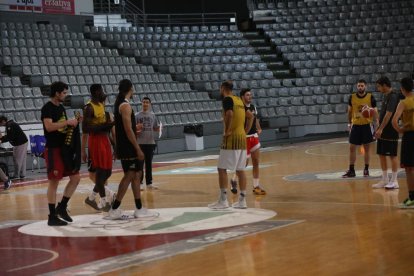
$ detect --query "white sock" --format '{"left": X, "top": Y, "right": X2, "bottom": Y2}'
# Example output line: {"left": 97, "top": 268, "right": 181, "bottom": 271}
{"left": 98, "top": 197, "right": 107, "bottom": 208}
{"left": 390, "top": 171, "right": 398, "bottom": 183}
{"left": 240, "top": 190, "right": 246, "bottom": 197}
{"left": 253, "top": 179, "right": 259, "bottom": 188}
{"left": 89, "top": 191, "right": 98, "bottom": 201}
{"left": 220, "top": 188, "right": 227, "bottom": 201}
{"left": 382, "top": 171, "right": 388, "bottom": 182}
{"left": 105, "top": 186, "right": 113, "bottom": 195}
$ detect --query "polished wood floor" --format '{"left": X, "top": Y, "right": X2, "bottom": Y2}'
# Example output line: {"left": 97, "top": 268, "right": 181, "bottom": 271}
{"left": 1, "top": 137, "right": 414, "bottom": 275}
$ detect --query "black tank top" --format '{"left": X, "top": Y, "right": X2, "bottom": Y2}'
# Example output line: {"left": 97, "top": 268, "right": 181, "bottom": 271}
{"left": 245, "top": 104, "right": 258, "bottom": 135}
{"left": 114, "top": 99, "right": 137, "bottom": 159}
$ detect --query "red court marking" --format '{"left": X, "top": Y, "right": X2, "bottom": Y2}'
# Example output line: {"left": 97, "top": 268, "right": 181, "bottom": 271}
{"left": 0, "top": 224, "right": 226, "bottom": 275}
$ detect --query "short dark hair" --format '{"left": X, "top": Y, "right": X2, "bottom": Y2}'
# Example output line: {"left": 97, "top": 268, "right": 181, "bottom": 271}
{"left": 142, "top": 96, "right": 151, "bottom": 103}
{"left": 0, "top": 115, "right": 7, "bottom": 123}
{"left": 50, "top": 81, "right": 68, "bottom": 97}
{"left": 357, "top": 79, "right": 367, "bottom": 84}
{"left": 376, "top": 76, "right": 391, "bottom": 87}
{"left": 400, "top": 77, "right": 413, "bottom": 92}
{"left": 90, "top": 83, "right": 103, "bottom": 98}
{"left": 240, "top": 88, "right": 251, "bottom": 97}
{"left": 221, "top": 80, "right": 233, "bottom": 91}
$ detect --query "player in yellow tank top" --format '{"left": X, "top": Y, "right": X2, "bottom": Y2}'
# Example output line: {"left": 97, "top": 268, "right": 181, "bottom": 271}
{"left": 82, "top": 84, "right": 116, "bottom": 212}
{"left": 343, "top": 79, "right": 378, "bottom": 178}
{"left": 392, "top": 77, "right": 414, "bottom": 208}
{"left": 208, "top": 81, "right": 253, "bottom": 210}
{"left": 221, "top": 94, "right": 246, "bottom": 150}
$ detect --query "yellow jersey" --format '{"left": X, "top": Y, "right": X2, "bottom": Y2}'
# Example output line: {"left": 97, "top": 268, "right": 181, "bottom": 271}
{"left": 221, "top": 95, "right": 246, "bottom": 150}
{"left": 401, "top": 96, "right": 414, "bottom": 131}
{"left": 350, "top": 92, "right": 374, "bottom": 125}
{"left": 88, "top": 101, "right": 106, "bottom": 125}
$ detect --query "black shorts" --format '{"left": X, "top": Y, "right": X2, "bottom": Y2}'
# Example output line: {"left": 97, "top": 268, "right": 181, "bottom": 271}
{"left": 120, "top": 159, "right": 144, "bottom": 173}
{"left": 349, "top": 124, "right": 374, "bottom": 145}
{"left": 401, "top": 131, "right": 414, "bottom": 167}
{"left": 376, "top": 138, "right": 398, "bottom": 156}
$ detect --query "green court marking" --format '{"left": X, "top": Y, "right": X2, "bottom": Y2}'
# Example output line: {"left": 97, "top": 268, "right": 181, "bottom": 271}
{"left": 143, "top": 212, "right": 232, "bottom": 230}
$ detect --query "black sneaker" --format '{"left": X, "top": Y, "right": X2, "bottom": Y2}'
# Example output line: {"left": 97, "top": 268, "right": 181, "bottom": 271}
{"left": 342, "top": 170, "right": 356, "bottom": 178}
{"left": 48, "top": 215, "right": 68, "bottom": 226}
{"left": 56, "top": 203, "right": 73, "bottom": 222}
{"left": 363, "top": 169, "right": 369, "bottom": 177}
{"left": 3, "top": 179, "right": 11, "bottom": 190}
{"left": 230, "top": 179, "right": 238, "bottom": 194}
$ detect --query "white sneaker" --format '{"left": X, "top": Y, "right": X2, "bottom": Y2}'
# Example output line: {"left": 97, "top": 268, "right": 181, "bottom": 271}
{"left": 385, "top": 181, "right": 399, "bottom": 189}
{"left": 134, "top": 208, "right": 158, "bottom": 218}
{"left": 147, "top": 184, "right": 159, "bottom": 190}
{"left": 107, "top": 208, "right": 128, "bottom": 220}
{"left": 140, "top": 184, "right": 145, "bottom": 191}
{"left": 208, "top": 199, "right": 229, "bottom": 209}
{"left": 232, "top": 197, "right": 247, "bottom": 209}
{"left": 372, "top": 180, "right": 387, "bottom": 189}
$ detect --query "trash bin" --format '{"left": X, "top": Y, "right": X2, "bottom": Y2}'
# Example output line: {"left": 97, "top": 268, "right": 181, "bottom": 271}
{"left": 183, "top": 124, "right": 204, "bottom": 151}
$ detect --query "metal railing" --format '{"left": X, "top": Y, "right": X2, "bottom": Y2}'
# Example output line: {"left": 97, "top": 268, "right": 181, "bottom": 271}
{"left": 126, "top": 12, "right": 237, "bottom": 27}
{"left": 93, "top": 0, "right": 236, "bottom": 27}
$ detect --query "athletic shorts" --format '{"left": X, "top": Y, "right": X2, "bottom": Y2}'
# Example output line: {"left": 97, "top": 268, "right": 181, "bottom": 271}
{"left": 44, "top": 147, "right": 79, "bottom": 180}
{"left": 88, "top": 133, "right": 113, "bottom": 170}
{"left": 376, "top": 138, "right": 398, "bottom": 157}
{"left": 246, "top": 134, "right": 261, "bottom": 157}
{"left": 401, "top": 131, "right": 414, "bottom": 167}
{"left": 349, "top": 124, "right": 374, "bottom": 145}
{"left": 120, "top": 159, "right": 144, "bottom": 173}
{"left": 217, "top": 149, "right": 247, "bottom": 171}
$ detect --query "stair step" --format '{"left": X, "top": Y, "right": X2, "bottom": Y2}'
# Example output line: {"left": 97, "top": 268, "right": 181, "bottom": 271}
{"left": 261, "top": 54, "right": 284, "bottom": 62}
{"left": 243, "top": 31, "right": 260, "bottom": 38}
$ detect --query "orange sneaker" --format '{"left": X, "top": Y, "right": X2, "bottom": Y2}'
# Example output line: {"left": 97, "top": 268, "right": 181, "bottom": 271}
{"left": 253, "top": 186, "right": 266, "bottom": 195}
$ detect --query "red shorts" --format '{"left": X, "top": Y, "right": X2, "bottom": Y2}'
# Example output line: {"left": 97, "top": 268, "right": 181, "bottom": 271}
{"left": 246, "top": 134, "right": 261, "bottom": 157}
{"left": 45, "top": 147, "right": 79, "bottom": 180}
{"left": 88, "top": 133, "right": 113, "bottom": 170}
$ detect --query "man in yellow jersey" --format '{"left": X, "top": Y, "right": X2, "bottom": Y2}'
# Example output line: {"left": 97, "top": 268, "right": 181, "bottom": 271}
{"left": 343, "top": 79, "right": 378, "bottom": 178}
{"left": 208, "top": 80, "right": 253, "bottom": 209}
{"left": 82, "top": 84, "right": 116, "bottom": 212}
{"left": 392, "top": 77, "right": 414, "bottom": 208}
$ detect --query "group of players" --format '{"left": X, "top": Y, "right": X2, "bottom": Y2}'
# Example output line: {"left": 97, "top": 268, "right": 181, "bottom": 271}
{"left": 42, "top": 80, "right": 161, "bottom": 226}
{"left": 41, "top": 75, "right": 414, "bottom": 226}
{"left": 41, "top": 79, "right": 266, "bottom": 226}
{"left": 343, "top": 76, "right": 414, "bottom": 208}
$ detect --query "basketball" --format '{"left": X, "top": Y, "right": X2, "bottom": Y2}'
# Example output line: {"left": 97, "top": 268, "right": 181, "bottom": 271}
{"left": 361, "top": 106, "right": 375, "bottom": 118}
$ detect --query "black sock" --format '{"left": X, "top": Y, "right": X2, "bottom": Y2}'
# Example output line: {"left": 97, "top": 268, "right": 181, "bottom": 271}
{"left": 364, "top": 164, "right": 369, "bottom": 170}
{"left": 135, "top": 198, "right": 142, "bottom": 209}
{"left": 350, "top": 165, "right": 355, "bottom": 171}
{"left": 60, "top": 196, "right": 70, "bottom": 208}
{"left": 93, "top": 185, "right": 99, "bottom": 193}
{"left": 49, "top": 204, "right": 56, "bottom": 216}
{"left": 112, "top": 199, "right": 121, "bottom": 210}
{"left": 409, "top": 191, "right": 414, "bottom": 201}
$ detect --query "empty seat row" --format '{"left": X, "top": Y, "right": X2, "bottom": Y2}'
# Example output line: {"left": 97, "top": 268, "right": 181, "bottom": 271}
{"left": 1, "top": 30, "right": 84, "bottom": 40}
{"left": 1, "top": 38, "right": 101, "bottom": 48}
{"left": 118, "top": 39, "right": 250, "bottom": 50}
{"left": 86, "top": 24, "right": 238, "bottom": 34}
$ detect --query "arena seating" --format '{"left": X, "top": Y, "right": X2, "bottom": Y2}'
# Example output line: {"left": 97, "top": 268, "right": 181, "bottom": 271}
{"left": 1, "top": 0, "right": 414, "bottom": 141}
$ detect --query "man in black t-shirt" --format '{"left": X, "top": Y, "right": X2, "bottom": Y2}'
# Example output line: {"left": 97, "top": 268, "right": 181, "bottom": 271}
{"left": 0, "top": 115, "right": 28, "bottom": 180}
{"left": 41, "top": 81, "right": 80, "bottom": 226}
{"left": 230, "top": 88, "right": 266, "bottom": 196}
{"left": 373, "top": 76, "right": 400, "bottom": 190}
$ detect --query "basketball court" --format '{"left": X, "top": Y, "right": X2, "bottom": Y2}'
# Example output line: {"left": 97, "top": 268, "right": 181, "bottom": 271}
{"left": 1, "top": 137, "right": 413, "bottom": 275}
